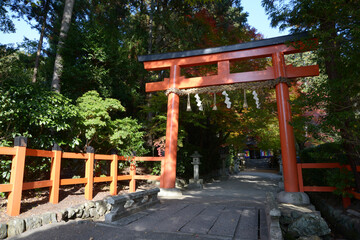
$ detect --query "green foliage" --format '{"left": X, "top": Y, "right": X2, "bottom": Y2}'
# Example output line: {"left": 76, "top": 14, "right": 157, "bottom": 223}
{"left": 0, "top": 46, "right": 33, "bottom": 85}
{"left": 0, "top": 83, "right": 80, "bottom": 184}
{"left": 0, "top": 83, "right": 80, "bottom": 149}
{"left": 77, "top": 91, "right": 125, "bottom": 142}
{"left": 327, "top": 168, "right": 355, "bottom": 197}
{"left": 150, "top": 162, "right": 161, "bottom": 176}
{"left": 185, "top": 0, "right": 219, "bottom": 5}
{"left": 300, "top": 142, "right": 355, "bottom": 195}
{"left": 76, "top": 90, "right": 147, "bottom": 156}
{"left": 109, "top": 117, "right": 147, "bottom": 156}
{"left": 0, "top": 1, "right": 17, "bottom": 33}
{"left": 23, "top": 157, "right": 52, "bottom": 182}
{"left": 300, "top": 142, "right": 348, "bottom": 164}
{"left": 0, "top": 158, "right": 12, "bottom": 184}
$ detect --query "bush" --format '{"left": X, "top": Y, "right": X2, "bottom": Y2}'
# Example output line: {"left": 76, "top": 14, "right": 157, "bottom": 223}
{"left": 0, "top": 89, "right": 148, "bottom": 184}
{"left": 300, "top": 142, "right": 348, "bottom": 164}
{"left": 0, "top": 83, "right": 80, "bottom": 184}
{"left": 76, "top": 90, "right": 147, "bottom": 156}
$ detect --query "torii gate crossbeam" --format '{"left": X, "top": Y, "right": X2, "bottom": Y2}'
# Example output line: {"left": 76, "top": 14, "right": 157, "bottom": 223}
{"left": 138, "top": 32, "right": 319, "bottom": 194}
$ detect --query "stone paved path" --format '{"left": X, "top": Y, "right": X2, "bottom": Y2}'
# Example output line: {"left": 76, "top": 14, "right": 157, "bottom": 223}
{"left": 103, "top": 203, "right": 268, "bottom": 239}
{"left": 12, "top": 172, "right": 281, "bottom": 240}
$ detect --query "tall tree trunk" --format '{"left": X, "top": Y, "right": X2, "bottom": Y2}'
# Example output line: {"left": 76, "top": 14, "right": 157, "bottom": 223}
{"left": 51, "top": 0, "right": 75, "bottom": 93}
{"left": 32, "top": 0, "right": 49, "bottom": 83}
{"left": 146, "top": 0, "right": 155, "bottom": 154}
{"left": 148, "top": 0, "right": 154, "bottom": 55}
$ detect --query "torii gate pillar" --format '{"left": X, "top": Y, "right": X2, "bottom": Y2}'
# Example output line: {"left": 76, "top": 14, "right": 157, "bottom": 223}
{"left": 162, "top": 65, "right": 180, "bottom": 190}
{"left": 272, "top": 52, "right": 300, "bottom": 192}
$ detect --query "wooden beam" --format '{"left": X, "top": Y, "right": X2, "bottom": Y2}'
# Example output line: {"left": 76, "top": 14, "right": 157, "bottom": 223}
{"left": 62, "top": 152, "right": 87, "bottom": 159}
{"left": 139, "top": 33, "right": 316, "bottom": 62}
{"left": 303, "top": 186, "right": 336, "bottom": 192}
{"left": 0, "top": 184, "right": 12, "bottom": 193}
{"left": 110, "top": 153, "right": 118, "bottom": 195}
{"left": 117, "top": 175, "right": 132, "bottom": 180}
{"left": 26, "top": 149, "right": 54, "bottom": 158}
{"left": 23, "top": 180, "right": 53, "bottom": 190}
{"left": 94, "top": 154, "right": 114, "bottom": 160}
{"left": 300, "top": 163, "right": 343, "bottom": 168}
{"left": 7, "top": 140, "right": 27, "bottom": 216}
{"left": 134, "top": 175, "right": 161, "bottom": 180}
{"left": 143, "top": 44, "right": 298, "bottom": 70}
{"left": 94, "top": 176, "right": 112, "bottom": 183}
{"left": 0, "top": 147, "right": 17, "bottom": 156}
{"left": 133, "top": 156, "right": 164, "bottom": 161}
{"left": 145, "top": 65, "right": 319, "bottom": 92}
{"left": 145, "top": 78, "right": 169, "bottom": 92}
{"left": 85, "top": 147, "right": 95, "bottom": 200}
{"left": 60, "top": 178, "right": 87, "bottom": 185}
{"left": 49, "top": 146, "right": 62, "bottom": 204}
{"left": 286, "top": 65, "right": 319, "bottom": 78}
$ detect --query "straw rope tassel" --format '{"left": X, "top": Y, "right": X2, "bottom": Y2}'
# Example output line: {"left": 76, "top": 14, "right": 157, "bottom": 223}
{"left": 243, "top": 89, "right": 248, "bottom": 109}
{"left": 186, "top": 93, "right": 192, "bottom": 111}
{"left": 212, "top": 93, "right": 217, "bottom": 110}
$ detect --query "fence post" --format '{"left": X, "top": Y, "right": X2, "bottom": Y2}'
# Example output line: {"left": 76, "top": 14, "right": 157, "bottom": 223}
{"left": 129, "top": 158, "right": 136, "bottom": 193}
{"left": 342, "top": 196, "right": 351, "bottom": 209}
{"left": 49, "top": 143, "right": 62, "bottom": 204}
{"left": 110, "top": 149, "right": 118, "bottom": 195}
{"left": 297, "top": 163, "right": 304, "bottom": 192}
{"left": 85, "top": 146, "right": 94, "bottom": 200}
{"left": 7, "top": 136, "right": 27, "bottom": 216}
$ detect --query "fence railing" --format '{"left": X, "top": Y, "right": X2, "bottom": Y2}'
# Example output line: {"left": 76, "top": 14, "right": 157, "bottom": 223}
{"left": 297, "top": 162, "right": 360, "bottom": 208}
{"left": 0, "top": 137, "right": 164, "bottom": 216}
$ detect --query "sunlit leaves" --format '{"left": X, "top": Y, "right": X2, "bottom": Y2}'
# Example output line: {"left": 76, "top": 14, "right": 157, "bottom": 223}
{"left": 76, "top": 90, "right": 146, "bottom": 155}
{"left": 0, "top": 83, "right": 79, "bottom": 149}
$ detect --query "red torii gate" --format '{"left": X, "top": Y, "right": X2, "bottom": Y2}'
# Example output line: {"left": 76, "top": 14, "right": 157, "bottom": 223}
{"left": 138, "top": 33, "right": 319, "bottom": 195}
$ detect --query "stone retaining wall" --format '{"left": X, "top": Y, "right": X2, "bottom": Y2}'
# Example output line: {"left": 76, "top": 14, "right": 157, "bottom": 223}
{"left": 266, "top": 192, "right": 283, "bottom": 240}
{"left": 309, "top": 193, "right": 360, "bottom": 240}
{"left": 279, "top": 202, "right": 331, "bottom": 239}
{"left": 0, "top": 199, "right": 111, "bottom": 239}
{"left": 0, "top": 188, "right": 160, "bottom": 239}
{"left": 105, "top": 188, "right": 160, "bottom": 222}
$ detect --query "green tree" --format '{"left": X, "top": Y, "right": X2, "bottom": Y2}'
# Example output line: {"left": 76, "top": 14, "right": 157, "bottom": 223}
{"left": 0, "top": 83, "right": 79, "bottom": 148}
{"left": 0, "top": 81, "right": 79, "bottom": 184}
{"left": 76, "top": 91, "right": 147, "bottom": 156}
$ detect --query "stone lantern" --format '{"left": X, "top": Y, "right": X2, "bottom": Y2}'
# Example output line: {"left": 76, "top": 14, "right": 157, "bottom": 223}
{"left": 239, "top": 153, "right": 246, "bottom": 165}
{"left": 188, "top": 151, "right": 203, "bottom": 189}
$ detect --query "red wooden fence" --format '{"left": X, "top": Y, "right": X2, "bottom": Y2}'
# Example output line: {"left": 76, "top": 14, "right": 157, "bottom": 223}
{"left": 297, "top": 162, "right": 360, "bottom": 207}
{"left": 0, "top": 137, "right": 163, "bottom": 216}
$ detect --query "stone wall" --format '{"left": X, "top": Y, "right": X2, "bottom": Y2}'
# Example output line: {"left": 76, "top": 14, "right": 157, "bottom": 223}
{"left": 105, "top": 188, "right": 160, "bottom": 222}
{"left": 279, "top": 203, "right": 331, "bottom": 239}
{"left": 0, "top": 188, "right": 160, "bottom": 239}
{"left": 266, "top": 192, "right": 283, "bottom": 240}
{"left": 309, "top": 193, "right": 360, "bottom": 240}
{"left": 0, "top": 199, "right": 111, "bottom": 239}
